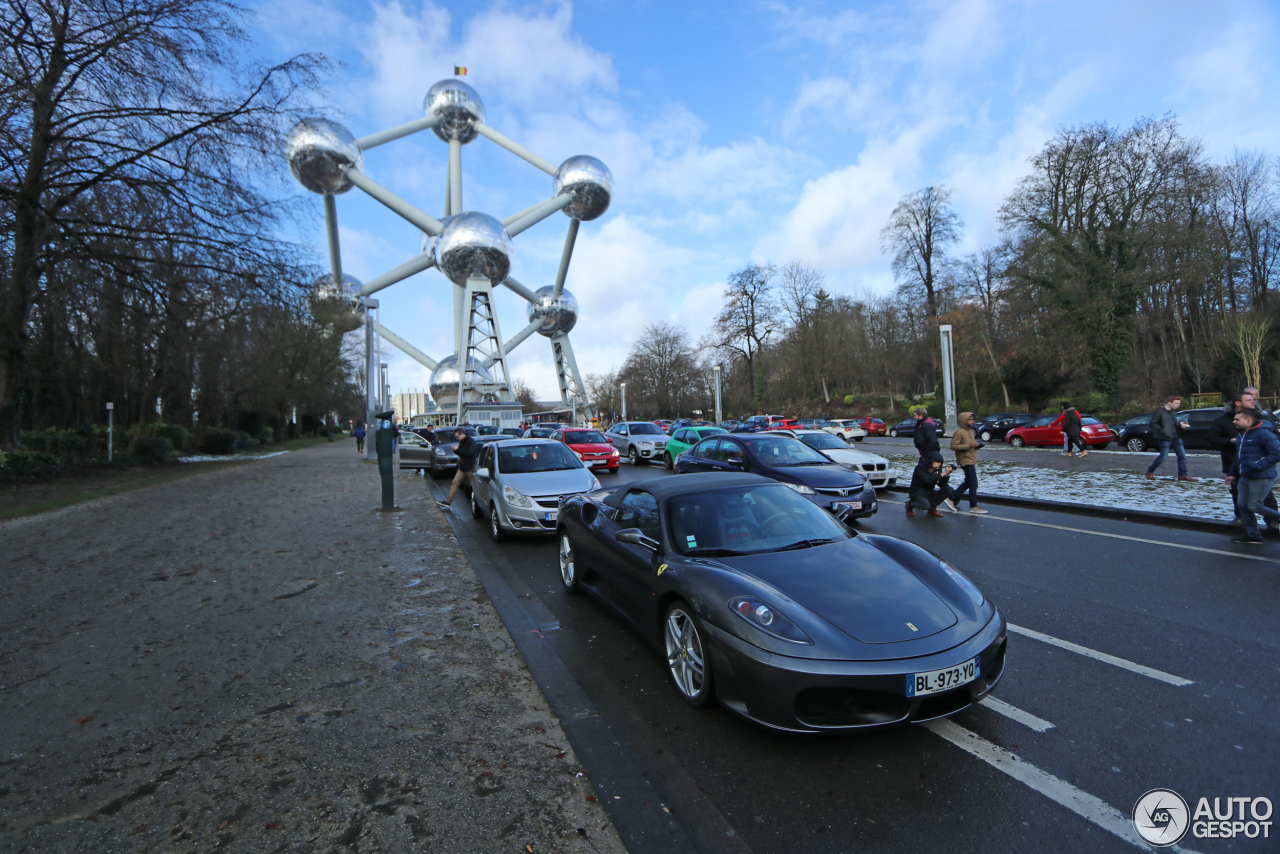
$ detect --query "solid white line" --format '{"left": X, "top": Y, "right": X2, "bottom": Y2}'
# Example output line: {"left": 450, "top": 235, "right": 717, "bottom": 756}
{"left": 979, "top": 696, "right": 1055, "bottom": 732}
{"left": 981, "top": 514, "right": 1280, "bottom": 564}
{"left": 1008, "top": 624, "right": 1193, "bottom": 687}
{"left": 924, "top": 720, "right": 1204, "bottom": 853}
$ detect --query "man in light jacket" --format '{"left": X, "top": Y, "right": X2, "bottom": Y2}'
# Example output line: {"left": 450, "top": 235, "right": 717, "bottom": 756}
{"left": 948, "top": 412, "right": 987, "bottom": 513}
{"left": 1226, "top": 408, "right": 1280, "bottom": 544}
{"left": 1145, "top": 395, "right": 1191, "bottom": 481}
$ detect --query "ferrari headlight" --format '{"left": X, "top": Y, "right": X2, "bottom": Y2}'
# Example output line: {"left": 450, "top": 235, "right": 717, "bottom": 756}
{"left": 503, "top": 485, "right": 532, "bottom": 508}
{"left": 782, "top": 482, "right": 815, "bottom": 495}
{"left": 728, "top": 597, "right": 812, "bottom": 644}
{"left": 940, "top": 560, "right": 984, "bottom": 606}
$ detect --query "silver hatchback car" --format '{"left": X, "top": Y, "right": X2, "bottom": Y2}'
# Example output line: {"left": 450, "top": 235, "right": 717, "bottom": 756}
{"left": 469, "top": 439, "right": 601, "bottom": 541}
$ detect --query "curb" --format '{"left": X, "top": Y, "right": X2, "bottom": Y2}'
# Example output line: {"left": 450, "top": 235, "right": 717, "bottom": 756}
{"left": 883, "top": 486, "right": 1236, "bottom": 535}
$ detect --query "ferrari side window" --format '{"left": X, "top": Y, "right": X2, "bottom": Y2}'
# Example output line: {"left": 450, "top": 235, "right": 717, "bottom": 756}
{"left": 619, "top": 492, "right": 660, "bottom": 542}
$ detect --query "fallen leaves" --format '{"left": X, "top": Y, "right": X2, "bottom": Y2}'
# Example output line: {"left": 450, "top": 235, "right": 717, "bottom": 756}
{"left": 74, "top": 715, "right": 93, "bottom": 724}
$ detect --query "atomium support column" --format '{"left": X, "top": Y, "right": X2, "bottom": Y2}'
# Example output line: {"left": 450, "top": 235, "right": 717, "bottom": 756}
{"left": 458, "top": 275, "right": 514, "bottom": 410}
{"left": 549, "top": 332, "right": 587, "bottom": 417}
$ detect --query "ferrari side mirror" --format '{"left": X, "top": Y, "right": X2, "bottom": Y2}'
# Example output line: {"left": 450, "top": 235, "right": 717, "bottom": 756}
{"left": 615, "top": 528, "right": 660, "bottom": 551}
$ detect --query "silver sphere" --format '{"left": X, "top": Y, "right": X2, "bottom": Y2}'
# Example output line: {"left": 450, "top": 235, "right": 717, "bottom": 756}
{"left": 285, "top": 118, "right": 363, "bottom": 194}
{"left": 423, "top": 79, "right": 485, "bottom": 144}
{"left": 429, "top": 355, "right": 494, "bottom": 405}
{"left": 555, "top": 155, "right": 613, "bottom": 221}
{"left": 310, "top": 273, "right": 364, "bottom": 333}
{"left": 527, "top": 286, "right": 579, "bottom": 337}
{"left": 433, "top": 212, "right": 513, "bottom": 286}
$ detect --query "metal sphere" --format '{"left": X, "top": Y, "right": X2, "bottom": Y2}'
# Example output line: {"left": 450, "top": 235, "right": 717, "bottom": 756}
{"left": 432, "top": 212, "right": 513, "bottom": 286}
{"left": 527, "top": 286, "right": 579, "bottom": 337}
{"left": 423, "top": 79, "right": 485, "bottom": 144}
{"left": 555, "top": 155, "right": 613, "bottom": 221}
{"left": 285, "top": 118, "right": 363, "bottom": 194}
{"left": 429, "top": 355, "right": 494, "bottom": 404}
{"left": 310, "top": 273, "right": 364, "bottom": 333}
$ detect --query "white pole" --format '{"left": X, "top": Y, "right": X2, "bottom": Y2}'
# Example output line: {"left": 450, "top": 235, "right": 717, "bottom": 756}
{"left": 620, "top": 383, "right": 626, "bottom": 422}
{"left": 713, "top": 365, "right": 722, "bottom": 424}
{"left": 106, "top": 403, "right": 113, "bottom": 462}
{"left": 939, "top": 324, "right": 957, "bottom": 435}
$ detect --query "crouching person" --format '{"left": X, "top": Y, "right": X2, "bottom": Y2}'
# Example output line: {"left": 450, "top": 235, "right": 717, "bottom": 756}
{"left": 907, "top": 452, "right": 956, "bottom": 518}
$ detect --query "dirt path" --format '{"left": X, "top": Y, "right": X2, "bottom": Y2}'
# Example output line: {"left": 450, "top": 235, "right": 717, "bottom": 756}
{"left": 0, "top": 443, "right": 625, "bottom": 854}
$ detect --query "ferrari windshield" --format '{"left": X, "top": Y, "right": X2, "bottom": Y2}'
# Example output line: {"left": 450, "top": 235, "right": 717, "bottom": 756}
{"left": 629, "top": 423, "right": 665, "bottom": 435}
{"left": 739, "top": 435, "right": 831, "bottom": 465}
{"left": 564, "top": 430, "right": 607, "bottom": 444}
{"left": 798, "top": 432, "right": 846, "bottom": 451}
{"left": 498, "top": 443, "right": 582, "bottom": 473}
{"left": 667, "top": 485, "right": 851, "bottom": 555}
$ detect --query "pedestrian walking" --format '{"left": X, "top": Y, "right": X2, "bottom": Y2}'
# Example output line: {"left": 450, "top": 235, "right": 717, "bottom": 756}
{"left": 353, "top": 422, "right": 366, "bottom": 454}
{"left": 1240, "top": 389, "right": 1279, "bottom": 433}
{"left": 1061, "top": 401, "right": 1087, "bottom": 456}
{"left": 391, "top": 420, "right": 400, "bottom": 453}
{"left": 437, "top": 427, "right": 479, "bottom": 510}
{"left": 912, "top": 407, "right": 939, "bottom": 457}
{"left": 949, "top": 412, "right": 987, "bottom": 513}
{"left": 1145, "top": 395, "right": 1192, "bottom": 481}
{"left": 906, "top": 452, "right": 955, "bottom": 518}
{"left": 1226, "top": 408, "right": 1280, "bottom": 544}
{"left": 1208, "top": 397, "right": 1280, "bottom": 524}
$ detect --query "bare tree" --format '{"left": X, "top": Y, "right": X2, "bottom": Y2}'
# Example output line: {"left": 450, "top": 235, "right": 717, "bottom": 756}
{"left": 619, "top": 322, "right": 699, "bottom": 417}
{"left": 881, "top": 186, "right": 963, "bottom": 319}
{"left": 509, "top": 378, "right": 538, "bottom": 410}
{"left": 0, "top": 0, "right": 323, "bottom": 446}
{"left": 713, "top": 263, "right": 778, "bottom": 413}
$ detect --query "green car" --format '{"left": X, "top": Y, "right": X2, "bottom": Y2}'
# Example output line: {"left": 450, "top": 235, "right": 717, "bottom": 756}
{"left": 662, "top": 425, "right": 728, "bottom": 469}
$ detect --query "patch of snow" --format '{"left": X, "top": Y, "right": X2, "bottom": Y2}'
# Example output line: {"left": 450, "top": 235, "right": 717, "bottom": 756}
{"left": 179, "top": 451, "right": 290, "bottom": 463}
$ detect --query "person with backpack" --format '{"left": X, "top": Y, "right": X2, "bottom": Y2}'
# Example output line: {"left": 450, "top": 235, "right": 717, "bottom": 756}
{"left": 1145, "top": 395, "right": 1191, "bottom": 481}
{"left": 1226, "top": 408, "right": 1280, "bottom": 544}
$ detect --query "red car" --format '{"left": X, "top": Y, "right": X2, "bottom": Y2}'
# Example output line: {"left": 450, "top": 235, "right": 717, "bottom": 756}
{"left": 654, "top": 419, "right": 673, "bottom": 434}
{"left": 1005, "top": 414, "right": 1111, "bottom": 449}
{"left": 852, "top": 417, "right": 887, "bottom": 436}
{"left": 554, "top": 427, "right": 620, "bottom": 473}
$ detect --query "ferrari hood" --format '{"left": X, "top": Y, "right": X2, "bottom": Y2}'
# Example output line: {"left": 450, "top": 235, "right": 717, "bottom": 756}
{"left": 724, "top": 538, "right": 957, "bottom": 643}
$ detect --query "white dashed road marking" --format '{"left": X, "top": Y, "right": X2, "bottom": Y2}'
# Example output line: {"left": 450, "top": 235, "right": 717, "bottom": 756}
{"left": 980, "top": 514, "right": 1280, "bottom": 564}
{"left": 1008, "top": 624, "right": 1194, "bottom": 687}
{"left": 978, "top": 696, "right": 1055, "bottom": 732}
{"left": 925, "top": 720, "right": 1204, "bottom": 853}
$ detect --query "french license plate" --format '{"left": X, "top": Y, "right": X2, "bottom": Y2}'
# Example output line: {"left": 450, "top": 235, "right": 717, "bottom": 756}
{"left": 906, "top": 657, "right": 980, "bottom": 697}
{"left": 543, "top": 512, "right": 557, "bottom": 522}
{"left": 835, "top": 501, "right": 863, "bottom": 511}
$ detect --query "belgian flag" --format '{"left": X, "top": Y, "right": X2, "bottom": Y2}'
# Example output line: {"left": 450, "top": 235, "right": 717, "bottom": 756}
{"left": 454, "top": 66, "right": 467, "bottom": 76}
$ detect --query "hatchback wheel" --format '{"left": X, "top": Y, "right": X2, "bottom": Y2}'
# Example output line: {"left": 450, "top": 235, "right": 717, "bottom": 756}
{"left": 470, "top": 488, "right": 483, "bottom": 519}
{"left": 979, "top": 431, "right": 992, "bottom": 442}
{"left": 890, "top": 429, "right": 899, "bottom": 437}
{"left": 664, "top": 452, "right": 674, "bottom": 470}
{"left": 663, "top": 603, "right": 713, "bottom": 707}
{"left": 1009, "top": 436, "right": 1026, "bottom": 448}
{"left": 489, "top": 503, "right": 505, "bottom": 542}
{"left": 558, "top": 533, "right": 580, "bottom": 593}
{"left": 1126, "top": 437, "right": 1146, "bottom": 452}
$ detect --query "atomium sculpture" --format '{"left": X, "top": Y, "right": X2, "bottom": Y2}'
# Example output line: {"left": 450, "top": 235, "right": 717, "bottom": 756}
{"left": 287, "top": 76, "right": 608, "bottom": 442}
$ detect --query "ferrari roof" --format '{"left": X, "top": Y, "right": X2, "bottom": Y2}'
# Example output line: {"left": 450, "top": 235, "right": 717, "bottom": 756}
{"left": 621, "top": 472, "right": 775, "bottom": 498}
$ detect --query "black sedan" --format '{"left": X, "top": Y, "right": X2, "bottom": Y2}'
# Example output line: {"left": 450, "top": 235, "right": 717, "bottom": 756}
{"left": 555, "top": 473, "right": 1007, "bottom": 732}
{"left": 1113, "top": 408, "right": 1225, "bottom": 452}
{"left": 972, "top": 413, "right": 1038, "bottom": 442}
{"left": 673, "top": 433, "right": 877, "bottom": 521}
{"left": 886, "top": 417, "right": 949, "bottom": 438}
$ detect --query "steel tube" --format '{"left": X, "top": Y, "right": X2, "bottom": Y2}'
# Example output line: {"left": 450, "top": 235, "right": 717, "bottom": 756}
{"left": 375, "top": 321, "right": 438, "bottom": 371}
{"left": 473, "top": 121, "right": 559, "bottom": 176}
{"left": 505, "top": 193, "right": 574, "bottom": 237}
{"left": 358, "top": 252, "right": 436, "bottom": 296}
{"left": 448, "top": 138, "right": 462, "bottom": 215}
{"left": 552, "top": 218, "right": 579, "bottom": 298}
{"left": 345, "top": 167, "right": 444, "bottom": 235}
{"left": 482, "top": 320, "right": 541, "bottom": 368}
{"left": 323, "top": 194, "right": 343, "bottom": 284}
{"left": 356, "top": 115, "right": 440, "bottom": 150}
{"left": 500, "top": 276, "right": 539, "bottom": 304}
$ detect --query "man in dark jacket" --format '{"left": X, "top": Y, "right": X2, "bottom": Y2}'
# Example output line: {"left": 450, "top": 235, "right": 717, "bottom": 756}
{"left": 906, "top": 452, "right": 954, "bottom": 518}
{"left": 1227, "top": 408, "right": 1280, "bottom": 544}
{"left": 1061, "top": 402, "right": 1086, "bottom": 456}
{"left": 912, "top": 407, "right": 940, "bottom": 457}
{"left": 1208, "top": 399, "right": 1279, "bottom": 522}
{"left": 1145, "top": 395, "right": 1191, "bottom": 481}
{"left": 438, "top": 427, "right": 480, "bottom": 510}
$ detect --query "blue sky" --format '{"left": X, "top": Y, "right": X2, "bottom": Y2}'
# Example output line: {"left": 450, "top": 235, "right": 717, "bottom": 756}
{"left": 254, "top": 0, "right": 1280, "bottom": 400}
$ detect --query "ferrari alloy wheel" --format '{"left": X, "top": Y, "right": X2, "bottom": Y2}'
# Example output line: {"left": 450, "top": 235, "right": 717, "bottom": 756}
{"left": 559, "top": 534, "right": 579, "bottom": 593}
{"left": 489, "top": 503, "right": 505, "bottom": 543}
{"left": 664, "top": 603, "right": 712, "bottom": 706}
{"left": 629, "top": 447, "right": 643, "bottom": 466}
{"left": 664, "top": 452, "right": 674, "bottom": 470}
{"left": 1126, "top": 436, "right": 1146, "bottom": 452}
{"left": 470, "top": 488, "right": 483, "bottom": 519}
{"left": 1009, "top": 435, "right": 1026, "bottom": 448}
{"left": 979, "top": 431, "right": 992, "bottom": 442}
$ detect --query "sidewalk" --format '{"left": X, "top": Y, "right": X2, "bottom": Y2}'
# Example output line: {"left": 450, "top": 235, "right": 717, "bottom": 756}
{"left": 0, "top": 442, "right": 625, "bottom": 854}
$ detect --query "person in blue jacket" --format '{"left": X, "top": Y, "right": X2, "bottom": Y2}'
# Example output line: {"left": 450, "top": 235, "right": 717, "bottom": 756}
{"left": 353, "top": 422, "right": 366, "bottom": 454}
{"left": 1226, "top": 408, "right": 1280, "bottom": 544}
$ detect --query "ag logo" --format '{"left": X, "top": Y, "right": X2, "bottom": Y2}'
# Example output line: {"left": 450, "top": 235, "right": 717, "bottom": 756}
{"left": 1133, "top": 788, "right": 1189, "bottom": 847}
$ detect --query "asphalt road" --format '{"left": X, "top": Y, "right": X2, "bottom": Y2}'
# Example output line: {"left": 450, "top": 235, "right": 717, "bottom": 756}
{"left": 419, "top": 457, "right": 1279, "bottom": 854}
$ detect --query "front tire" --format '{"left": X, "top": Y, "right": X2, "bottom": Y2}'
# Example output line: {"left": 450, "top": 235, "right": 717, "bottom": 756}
{"left": 629, "top": 446, "right": 644, "bottom": 466}
{"left": 664, "top": 452, "right": 674, "bottom": 470}
{"left": 890, "top": 429, "right": 899, "bottom": 438}
{"left": 1126, "top": 436, "right": 1146, "bottom": 453}
{"left": 489, "top": 503, "right": 505, "bottom": 543}
{"left": 663, "top": 603, "right": 713, "bottom": 707}
{"left": 1009, "top": 436, "right": 1026, "bottom": 448}
{"left": 854, "top": 436, "right": 863, "bottom": 442}
{"left": 979, "top": 431, "right": 992, "bottom": 442}
{"left": 558, "top": 533, "right": 580, "bottom": 593}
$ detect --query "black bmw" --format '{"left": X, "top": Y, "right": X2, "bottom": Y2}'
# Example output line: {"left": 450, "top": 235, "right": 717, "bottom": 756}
{"left": 673, "top": 432, "right": 877, "bottom": 521}
{"left": 556, "top": 473, "right": 1007, "bottom": 732}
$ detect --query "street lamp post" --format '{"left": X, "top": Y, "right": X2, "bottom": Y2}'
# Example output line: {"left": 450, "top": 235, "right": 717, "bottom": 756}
{"left": 620, "top": 382, "right": 626, "bottom": 422}
{"left": 712, "top": 365, "right": 722, "bottom": 424}
{"left": 939, "top": 324, "right": 957, "bottom": 436}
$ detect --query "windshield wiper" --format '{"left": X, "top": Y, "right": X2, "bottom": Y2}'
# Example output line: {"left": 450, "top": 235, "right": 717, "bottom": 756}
{"left": 776, "top": 538, "right": 836, "bottom": 551}
{"left": 780, "top": 460, "right": 830, "bottom": 466}
{"left": 684, "top": 546, "right": 750, "bottom": 556}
